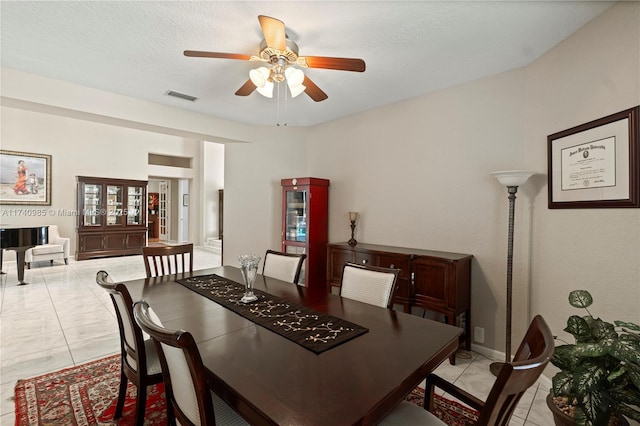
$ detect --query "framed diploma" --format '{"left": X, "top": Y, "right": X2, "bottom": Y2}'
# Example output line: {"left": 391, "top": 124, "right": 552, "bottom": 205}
{"left": 548, "top": 106, "right": 639, "bottom": 208}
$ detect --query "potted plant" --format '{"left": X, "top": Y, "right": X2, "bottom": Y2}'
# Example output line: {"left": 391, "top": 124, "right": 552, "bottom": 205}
{"left": 548, "top": 289, "right": 640, "bottom": 426}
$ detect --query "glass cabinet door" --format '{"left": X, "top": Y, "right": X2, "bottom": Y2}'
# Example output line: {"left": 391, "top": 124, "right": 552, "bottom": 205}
{"left": 285, "top": 190, "right": 307, "bottom": 242}
{"left": 106, "top": 185, "right": 123, "bottom": 226}
{"left": 82, "top": 184, "right": 102, "bottom": 226}
{"left": 127, "top": 186, "right": 143, "bottom": 225}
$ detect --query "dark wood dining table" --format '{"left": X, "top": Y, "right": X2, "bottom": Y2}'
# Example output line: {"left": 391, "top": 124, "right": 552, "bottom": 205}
{"left": 121, "top": 266, "right": 462, "bottom": 425}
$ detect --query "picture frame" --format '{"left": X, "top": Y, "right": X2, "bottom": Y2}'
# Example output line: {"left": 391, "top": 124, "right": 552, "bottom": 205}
{"left": 547, "top": 106, "right": 639, "bottom": 209}
{"left": 0, "top": 150, "right": 52, "bottom": 206}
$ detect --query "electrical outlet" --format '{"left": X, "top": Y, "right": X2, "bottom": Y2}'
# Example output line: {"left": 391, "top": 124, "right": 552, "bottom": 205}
{"left": 474, "top": 326, "right": 485, "bottom": 344}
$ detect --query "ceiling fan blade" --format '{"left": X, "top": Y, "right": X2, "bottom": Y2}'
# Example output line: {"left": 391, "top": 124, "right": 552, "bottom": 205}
{"left": 298, "top": 56, "right": 366, "bottom": 72}
{"left": 258, "top": 15, "right": 286, "bottom": 51}
{"left": 303, "top": 76, "right": 328, "bottom": 102}
{"left": 184, "top": 50, "right": 252, "bottom": 61}
{"left": 235, "top": 79, "right": 256, "bottom": 96}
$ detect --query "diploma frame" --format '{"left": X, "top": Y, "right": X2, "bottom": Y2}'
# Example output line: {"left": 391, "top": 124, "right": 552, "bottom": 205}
{"left": 547, "top": 106, "right": 639, "bottom": 209}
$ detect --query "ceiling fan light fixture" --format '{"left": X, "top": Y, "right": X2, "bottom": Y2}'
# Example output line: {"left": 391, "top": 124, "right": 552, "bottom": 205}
{"left": 284, "top": 67, "right": 305, "bottom": 98}
{"left": 256, "top": 80, "right": 274, "bottom": 98}
{"left": 284, "top": 67, "right": 304, "bottom": 86}
{"left": 249, "top": 66, "right": 271, "bottom": 88}
{"left": 288, "top": 83, "right": 306, "bottom": 98}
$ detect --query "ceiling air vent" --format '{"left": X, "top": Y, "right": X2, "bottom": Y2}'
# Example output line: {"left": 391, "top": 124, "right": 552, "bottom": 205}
{"left": 165, "top": 90, "right": 198, "bottom": 102}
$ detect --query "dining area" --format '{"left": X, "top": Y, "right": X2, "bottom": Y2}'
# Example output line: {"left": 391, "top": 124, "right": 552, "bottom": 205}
{"left": 4, "top": 245, "right": 555, "bottom": 425}
{"left": 105, "top": 245, "right": 463, "bottom": 425}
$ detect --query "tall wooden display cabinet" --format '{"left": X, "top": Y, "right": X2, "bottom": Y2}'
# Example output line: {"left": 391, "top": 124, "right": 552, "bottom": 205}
{"left": 76, "top": 176, "right": 147, "bottom": 260}
{"left": 281, "top": 177, "right": 329, "bottom": 289}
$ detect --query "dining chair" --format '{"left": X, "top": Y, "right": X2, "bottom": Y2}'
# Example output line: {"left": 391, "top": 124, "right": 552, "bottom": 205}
{"left": 133, "top": 300, "right": 249, "bottom": 426}
{"left": 379, "top": 314, "right": 554, "bottom": 426}
{"left": 95, "top": 270, "right": 163, "bottom": 426}
{"left": 142, "top": 243, "right": 193, "bottom": 278}
{"left": 262, "top": 249, "right": 307, "bottom": 284}
{"left": 339, "top": 262, "right": 400, "bottom": 309}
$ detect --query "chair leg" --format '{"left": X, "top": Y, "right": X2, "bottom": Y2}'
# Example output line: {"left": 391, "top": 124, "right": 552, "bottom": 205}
{"left": 135, "top": 385, "right": 147, "bottom": 426}
{"left": 114, "top": 369, "right": 128, "bottom": 419}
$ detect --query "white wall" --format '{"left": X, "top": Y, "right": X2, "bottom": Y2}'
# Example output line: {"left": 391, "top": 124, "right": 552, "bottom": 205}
{"left": 202, "top": 142, "right": 225, "bottom": 241}
{"left": 0, "top": 107, "right": 203, "bottom": 256}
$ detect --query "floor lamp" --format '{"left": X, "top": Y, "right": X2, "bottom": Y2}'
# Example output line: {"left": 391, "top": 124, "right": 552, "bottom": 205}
{"left": 489, "top": 170, "right": 535, "bottom": 376}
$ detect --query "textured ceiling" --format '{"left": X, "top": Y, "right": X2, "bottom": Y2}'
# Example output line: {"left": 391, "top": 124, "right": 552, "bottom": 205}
{"left": 1, "top": 1, "right": 612, "bottom": 127}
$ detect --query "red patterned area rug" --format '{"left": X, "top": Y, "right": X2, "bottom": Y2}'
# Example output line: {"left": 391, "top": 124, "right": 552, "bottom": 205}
{"left": 14, "top": 354, "right": 478, "bottom": 425}
{"left": 405, "top": 386, "right": 479, "bottom": 426}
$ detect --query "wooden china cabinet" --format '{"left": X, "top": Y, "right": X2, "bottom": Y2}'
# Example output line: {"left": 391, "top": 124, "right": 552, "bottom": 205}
{"left": 281, "top": 177, "right": 329, "bottom": 290}
{"left": 76, "top": 176, "right": 147, "bottom": 260}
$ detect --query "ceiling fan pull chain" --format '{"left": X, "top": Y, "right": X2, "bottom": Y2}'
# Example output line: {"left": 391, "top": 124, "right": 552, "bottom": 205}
{"left": 276, "top": 82, "right": 281, "bottom": 126}
{"left": 284, "top": 83, "right": 288, "bottom": 126}
{"left": 275, "top": 82, "right": 288, "bottom": 127}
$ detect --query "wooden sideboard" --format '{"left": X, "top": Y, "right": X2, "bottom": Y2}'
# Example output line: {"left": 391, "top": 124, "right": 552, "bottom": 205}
{"left": 327, "top": 242, "right": 473, "bottom": 363}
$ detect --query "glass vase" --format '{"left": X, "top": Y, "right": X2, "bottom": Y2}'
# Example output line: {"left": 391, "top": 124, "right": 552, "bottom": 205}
{"left": 239, "top": 254, "right": 260, "bottom": 303}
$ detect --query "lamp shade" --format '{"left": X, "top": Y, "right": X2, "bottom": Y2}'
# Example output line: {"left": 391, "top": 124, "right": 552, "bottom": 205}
{"left": 256, "top": 81, "right": 274, "bottom": 98}
{"left": 490, "top": 170, "right": 535, "bottom": 187}
{"left": 285, "top": 67, "right": 306, "bottom": 98}
{"left": 285, "top": 67, "right": 304, "bottom": 86}
{"left": 249, "top": 67, "right": 270, "bottom": 88}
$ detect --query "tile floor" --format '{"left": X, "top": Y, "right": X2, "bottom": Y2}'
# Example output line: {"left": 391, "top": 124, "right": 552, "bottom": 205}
{"left": 0, "top": 247, "right": 553, "bottom": 425}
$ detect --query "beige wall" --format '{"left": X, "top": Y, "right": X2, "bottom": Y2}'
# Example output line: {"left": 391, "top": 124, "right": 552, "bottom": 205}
{"left": 1, "top": 2, "right": 638, "bottom": 363}
{"left": 307, "top": 66, "right": 528, "bottom": 353}
{"left": 306, "top": 2, "right": 640, "bottom": 355}
{"left": 525, "top": 3, "right": 640, "bottom": 344}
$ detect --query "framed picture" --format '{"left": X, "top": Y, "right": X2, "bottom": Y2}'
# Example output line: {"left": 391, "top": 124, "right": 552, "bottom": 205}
{"left": 547, "top": 106, "right": 639, "bottom": 208}
{"left": 0, "top": 150, "right": 52, "bottom": 206}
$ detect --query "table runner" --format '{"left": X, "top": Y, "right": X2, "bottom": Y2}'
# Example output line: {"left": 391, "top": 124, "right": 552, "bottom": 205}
{"left": 175, "top": 274, "right": 368, "bottom": 354}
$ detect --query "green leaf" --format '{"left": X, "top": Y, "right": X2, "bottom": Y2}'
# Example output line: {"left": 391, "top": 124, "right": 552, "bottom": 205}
{"left": 552, "top": 345, "right": 581, "bottom": 370}
{"left": 569, "top": 290, "right": 593, "bottom": 309}
{"left": 590, "top": 318, "right": 618, "bottom": 340}
{"left": 574, "top": 360, "right": 607, "bottom": 394}
{"left": 612, "top": 388, "right": 640, "bottom": 407}
{"left": 615, "top": 321, "right": 640, "bottom": 332}
{"left": 573, "top": 342, "right": 609, "bottom": 358}
{"left": 616, "top": 403, "right": 640, "bottom": 422}
{"left": 552, "top": 370, "right": 574, "bottom": 396}
{"left": 625, "top": 362, "right": 640, "bottom": 389}
{"left": 580, "top": 390, "right": 610, "bottom": 426}
{"left": 607, "top": 364, "right": 626, "bottom": 382}
{"left": 573, "top": 407, "right": 589, "bottom": 426}
{"left": 611, "top": 336, "right": 640, "bottom": 364}
{"left": 565, "top": 315, "right": 591, "bottom": 340}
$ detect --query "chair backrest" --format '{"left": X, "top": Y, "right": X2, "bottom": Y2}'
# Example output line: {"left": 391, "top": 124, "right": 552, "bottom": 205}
{"left": 262, "top": 250, "right": 307, "bottom": 284}
{"left": 339, "top": 263, "right": 400, "bottom": 309}
{"left": 47, "top": 224, "right": 61, "bottom": 240}
{"left": 142, "top": 243, "right": 194, "bottom": 278}
{"left": 478, "top": 314, "right": 554, "bottom": 425}
{"left": 133, "top": 300, "right": 215, "bottom": 426}
{"left": 96, "top": 270, "right": 149, "bottom": 376}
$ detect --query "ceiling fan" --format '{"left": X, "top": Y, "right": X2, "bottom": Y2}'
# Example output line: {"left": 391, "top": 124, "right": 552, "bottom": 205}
{"left": 184, "top": 15, "right": 366, "bottom": 102}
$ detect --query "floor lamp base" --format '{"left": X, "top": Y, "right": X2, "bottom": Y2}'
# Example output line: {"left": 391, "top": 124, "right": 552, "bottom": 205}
{"left": 489, "top": 361, "right": 506, "bottom": 377}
